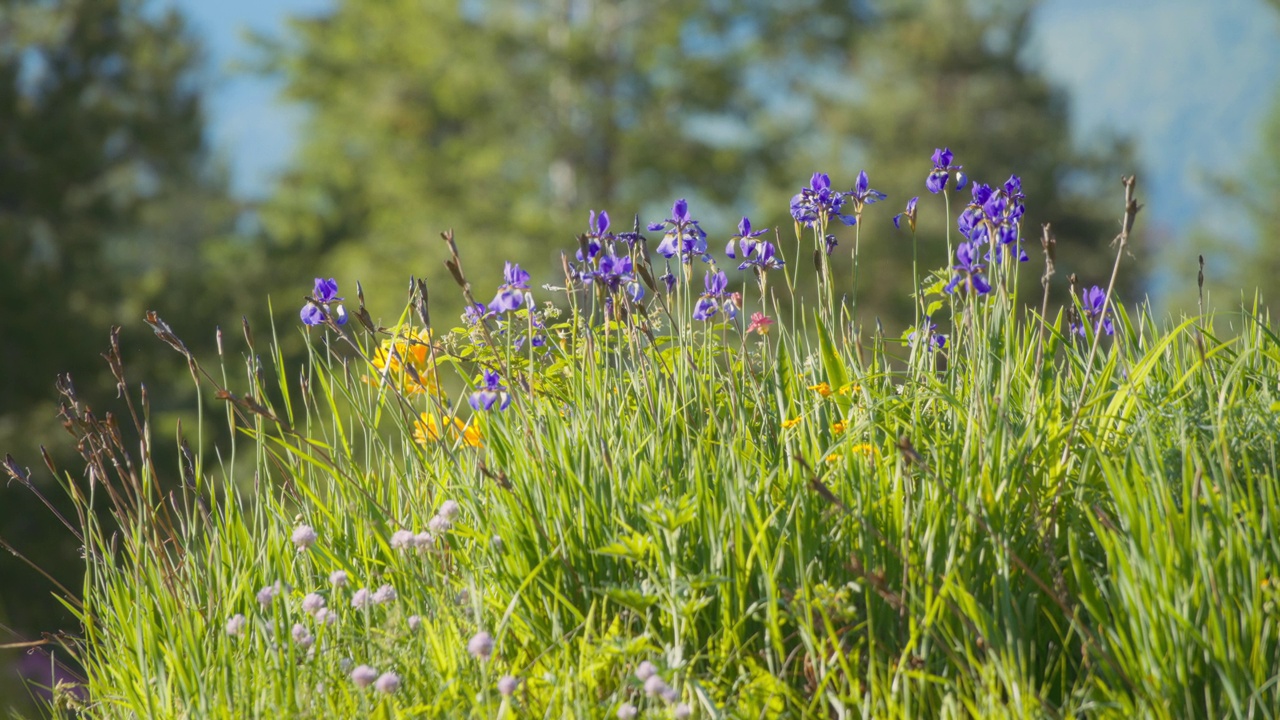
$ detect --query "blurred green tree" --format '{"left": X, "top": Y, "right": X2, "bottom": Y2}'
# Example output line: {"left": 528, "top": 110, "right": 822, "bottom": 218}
{"left": 808, "top": 0, "right": 1136, "bottom": 325}
{"left": 0, "top": 0, "right": 243, "bottom": 687}
{"left": 258, "top": 0, "right": 1134, "bottom": 330}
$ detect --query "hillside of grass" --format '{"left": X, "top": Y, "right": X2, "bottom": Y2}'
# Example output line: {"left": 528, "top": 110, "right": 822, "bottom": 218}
{"left": 15, "top": 169, "right": 1280, "bottom": 719}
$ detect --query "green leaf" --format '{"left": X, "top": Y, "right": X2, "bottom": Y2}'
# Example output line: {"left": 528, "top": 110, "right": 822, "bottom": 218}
{"left": 816, "top": 314, "right": 852, "bottom": 410}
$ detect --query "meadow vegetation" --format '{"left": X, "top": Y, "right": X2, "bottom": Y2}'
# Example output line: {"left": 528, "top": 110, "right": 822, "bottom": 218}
{"left": 14, "top": 159, "right": 1280, "bottom": 718}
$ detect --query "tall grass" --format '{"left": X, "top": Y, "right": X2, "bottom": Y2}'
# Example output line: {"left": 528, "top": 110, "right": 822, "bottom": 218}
{"left": 13, "top": 173, "right": 1280, "bottom": 718}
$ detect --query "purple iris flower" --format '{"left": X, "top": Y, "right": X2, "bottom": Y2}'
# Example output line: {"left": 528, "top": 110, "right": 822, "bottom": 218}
{"left": 314, "top": 278, "right": 341, "bottom": 303}
{"left": 943, "top": 241, "right": 992, "bottom": 295}
{"left": 791, "top": 172, "right": 857, "bottom": 228}
{"left": 488, "top": 262, "right": 531, "bottom": 314}
{"left": 737, "top": 240, "right": 783, "bottom": 272}
{"left": 593, "top": 252, "right": 636, "bottom": 294}
{"left": 971, "top": 182, "right": 994, "bottom": 207}
{"left": 926, "top": 148, "right": 964, "bottom": 194}
{"left": 1072, "top": 285, "right": 1115, "bottom": 337}
{"left": 614, "top": 215, "right": 647, "bottom": 248}
{"left": 848, "top": 170, "right": 887, "bottom": 210}
{"left": 726, "top": 217, "right": 768, "bottom": 259}
{"left": 300, "top": 278, "right": 347, "bottom": 326}
{"left": 650, "top": 199, "right": 709, "bottom": 264}
{"left": 693, "top": 296, "right": 718, "bottom": 321}
{"left": 893, "top": 197, "right": 919, "bottom": 231}
{"left": 514, "top": 316, "right": 548, "bottom": 351}
{"left": 908, "top": 317, "right": 947, "bottom": 350}
{"left": 658, "top": 263, "right": 677, "bottom": 292}
{"left": 693, "top": 270, "right": 730, "bottom": 321}
{"left": 1004, "top": 176, "right": 1025, "bottom": 212}
{"left": 301, "top": 303, "right": 326, "bottom": 326}
{"left": 463, "top": 302, "right": 487, "bottom": 325}
{"left": 469, "top": 369, "right": 512, "bottom": 411}
{"left": 577, "top": 210, "right": 613, "bottom": 262}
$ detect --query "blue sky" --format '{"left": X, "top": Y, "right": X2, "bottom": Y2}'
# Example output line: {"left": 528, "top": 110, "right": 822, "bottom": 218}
{"left": 173, "top": 0, "right": 1280, "bottom": 242}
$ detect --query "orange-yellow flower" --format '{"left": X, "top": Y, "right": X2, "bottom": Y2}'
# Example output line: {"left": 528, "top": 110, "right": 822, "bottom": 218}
{"left": 413, "top": 413, "right": 481, "bottom": 448}
{"left": 367, "top": 327, "right": 441, "bottom": 396}
{"left": 831, "top": 420, "right": 847, "bottom": 435}
{"left": 808, "top": 382, "right": 832, "bottom": 397}
{"left": 781, "top": 417, "right": 802, "bottom": 429}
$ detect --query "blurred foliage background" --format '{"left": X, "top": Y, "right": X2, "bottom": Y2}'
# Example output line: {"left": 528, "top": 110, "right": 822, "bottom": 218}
{"left": 0, "top": 0, "right": 1276, "bottom": 709}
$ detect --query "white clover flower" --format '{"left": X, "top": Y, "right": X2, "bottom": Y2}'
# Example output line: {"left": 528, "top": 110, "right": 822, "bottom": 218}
{"left": 467, "top": 631, "right": 494, "bottom": 660}
{"left": 408, "top": 615, "right": 422, "bottom": 632}
{"left": 374, "top": 671, "right": 400, "bottom": 694}
{"left": 390, "top": 529, "right": 415, "bottom": 550}
{"left": 616, "top": 704, "right": 638, "bottom": 720}
{"left": 301, "top": 593, "right": 326, "bottom": 615}
{"left": 497, "top": 674, "right": 519, "bottom": 696}
{"left": 225, "top": 614, "right": 247, "bottom": 636}
{"left": 373, "top": 584, "right": 397, "bottom": 604}
{"left": 329, "top": 570, "right": 348, "bottom": 588}
{"left": 351, "top": 588, "right": 373, "bottom": 609}
{"left": 350, "top": 664, "right": 378, "bottom": 688}
{"left": 438, "top": 500, "right": 461, "bottom": 520}
{"left": 634, "top": 660, "right": 657, "bottom": 681}
{"left": 291, "top": 524, "right": 318, "bottom": 551}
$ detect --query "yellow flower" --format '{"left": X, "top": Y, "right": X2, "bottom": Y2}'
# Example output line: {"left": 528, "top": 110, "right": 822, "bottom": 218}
{"left": 837, "top": 382, "right": 861, "bottom": 396}
{"left": 850, "top": 442, "right": 877, "bottom": 457}
{"left": 808, "top": 382, "right": 832, "bottom": 397}
{"left": 367, "top": 327, "right": 441, "bottom": 396}
{"left": 831, "top": 421, "right": 847, "bottom": 435}
{"left": 825, "top": 453, "right": 842, "bottom": 464}
{"left": 413, "top": 413, "right": 481, "bottom": 448}
{"left": 781, "top": 417, "right": 802, "bottom": 429}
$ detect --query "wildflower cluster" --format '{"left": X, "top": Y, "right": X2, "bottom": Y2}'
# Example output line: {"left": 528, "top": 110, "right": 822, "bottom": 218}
{"left": 960, "top": 176, "right": 1029, "bottom": 264}
{"left": 570, "top": 210, "right": 645, "bottom": 306}
{"left": 790, "top": 172, "right": 857, "bottom": 229}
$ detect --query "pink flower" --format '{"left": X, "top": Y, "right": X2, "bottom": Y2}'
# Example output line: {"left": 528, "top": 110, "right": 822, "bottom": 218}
{"left": 746, "top": 312, "right": 774, "bottom": 335}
